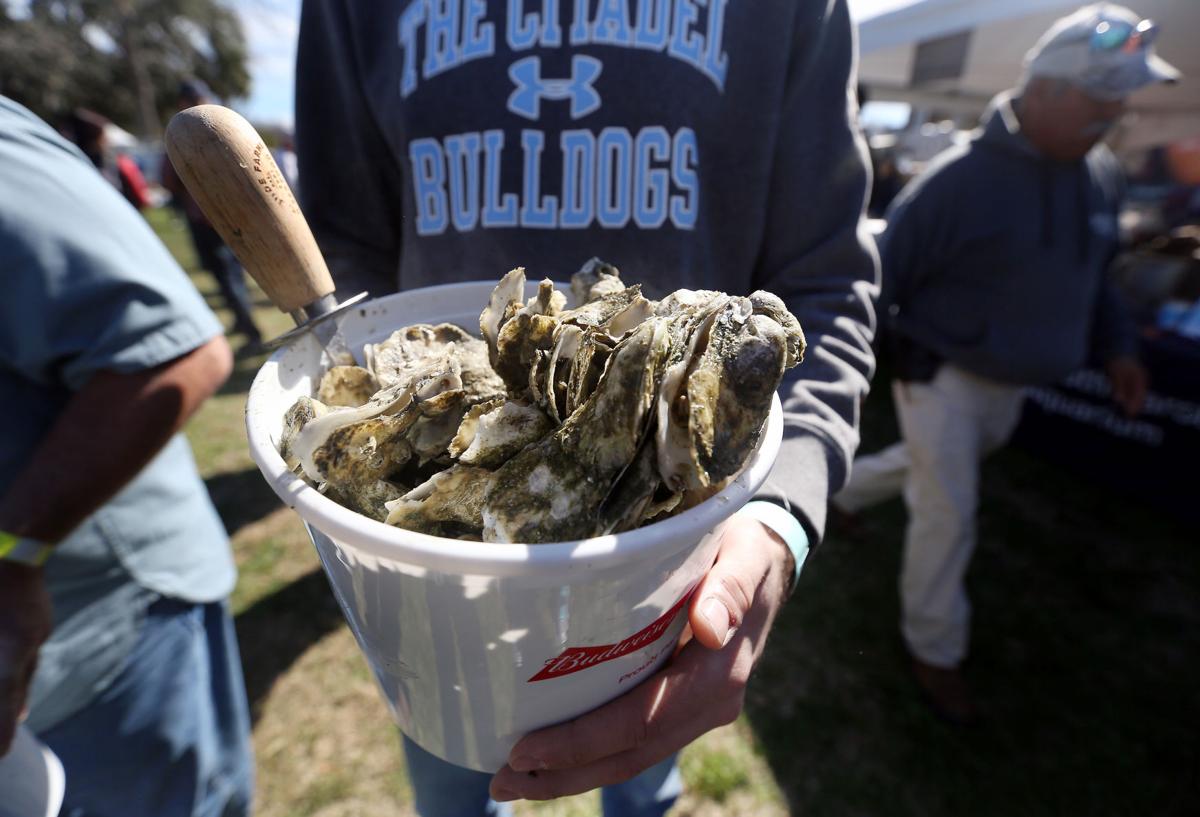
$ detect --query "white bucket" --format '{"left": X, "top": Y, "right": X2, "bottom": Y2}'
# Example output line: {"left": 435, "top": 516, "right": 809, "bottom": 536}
{"left": 245, "top": 281, "right": 782, "bottom": 771}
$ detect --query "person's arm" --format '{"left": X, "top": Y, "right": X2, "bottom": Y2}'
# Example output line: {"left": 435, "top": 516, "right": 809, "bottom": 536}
{"left": 296, "top": 0, "right": 405, "bottom": 300}
{"left": 875, "top": 180, "right": 935, "bottom": 317}
{"left": 0, "top": 336, "right": 232, "bottom": 754}
{"left": 488, "top": 0, "right": 875, "bottom": 800}
{"left": 745, "top": 0, "right": 880, "bottom": 556}
{"left": 0, "top": 336, "right": 232, "bottom": 543}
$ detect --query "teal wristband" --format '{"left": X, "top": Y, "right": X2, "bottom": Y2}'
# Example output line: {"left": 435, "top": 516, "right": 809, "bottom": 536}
{"left": 737, "top": 501, "right": 810, "bottom": 585}
{"left": 0, "top": 530, "right": 53, "bottom": 567}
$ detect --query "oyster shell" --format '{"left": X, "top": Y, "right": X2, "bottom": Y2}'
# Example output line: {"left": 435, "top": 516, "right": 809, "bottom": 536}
{"left": 570, "top": 257, "right": 625, "bottom": 304}
{"left": 480, "top": 267, "right": 526, "bottom": 365}
{"left": 289, "top": 357, "right": 464, "bottom": 485}
{"left": 452, "top": 399, "right": 554, "bottom": 469}
{"left": 749, "top": 290, "right": 806, "bottom": 368}
{"left": 543, "top": 324, "right": 583, "bottom": 422}
{"left": 522, "top": 278, "right": 567, "bottom": 317}
{"left": 448, "top": 397, "right": 505, "bottom": 459}
{"left": 558, "top": 285, "right": 645, "bottom": 331}
{"left": 482, "top": 317, "right": 671, "bottom": 543}
{"left": 655, "top": 298, "right": 730, "bottom": 491}
{"left": 318, "top": 365, "right": 378, "bottom": 407}
{"left": 563, "top": 328, "right": 615, "bottom": 418}
{"left": 368, "top": 322, "right": 504, "bottom": 404}
{"left": 405, "top": 387, "right": 469, "bottom": 465}
{"left": 492, "top": 312, "right": 559, "bottom": 395}
{"left": 656, "top": 296, "right": 800, "bottom": 491}
{"left": 690, "top": 310, "right": 790, "bottom": 484}
{"left": 383, "top": 464, "right": 493, "bottom": 538}
{"left": 595, "top": 437, "right": 661, "bottom": 535}
{"left": 326, "top": 481, "right": 407, "bottom": 522}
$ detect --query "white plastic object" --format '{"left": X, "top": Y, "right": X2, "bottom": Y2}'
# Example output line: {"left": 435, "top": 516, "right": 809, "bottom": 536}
{"left": 245, "top": 281, "right": 782, "bottom": 771}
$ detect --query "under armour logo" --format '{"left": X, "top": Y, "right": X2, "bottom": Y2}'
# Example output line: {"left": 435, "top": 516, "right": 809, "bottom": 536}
{"left": 507, "top": 56, "right": 603, "bottom": 121}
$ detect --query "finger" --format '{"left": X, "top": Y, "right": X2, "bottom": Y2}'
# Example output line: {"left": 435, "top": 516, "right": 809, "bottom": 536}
{"left": 492, "top": 736, "right": 686, "bottom": 802}
{"left": 688, "top": 520, "right": 776, "bottom": 650}
{"left": 494, "top": 642, "right": 738, "bottom": 799}
{"left": 507, "top": 669, "right": 675, "bottom": 773}
{"left": 506, "top": 624, "right": 748, "bottom": 774}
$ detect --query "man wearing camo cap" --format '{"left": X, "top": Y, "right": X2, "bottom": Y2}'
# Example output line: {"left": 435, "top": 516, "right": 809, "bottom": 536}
{"left": 834, "top": 4, "right": 1179, "bottom": 724}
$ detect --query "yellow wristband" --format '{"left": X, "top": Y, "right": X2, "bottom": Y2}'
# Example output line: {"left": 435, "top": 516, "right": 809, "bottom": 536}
{"left": 0, "top": 530, "right": 53, "bottom": 566}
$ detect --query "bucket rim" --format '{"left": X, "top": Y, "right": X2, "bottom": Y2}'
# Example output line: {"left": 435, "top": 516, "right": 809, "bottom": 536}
{"left": 245, "top": 284, "right": 784, "bottom": 577}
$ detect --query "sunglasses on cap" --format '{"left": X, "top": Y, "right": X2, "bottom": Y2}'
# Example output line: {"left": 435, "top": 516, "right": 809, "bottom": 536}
{"left": 1090, "top": 17, "right": 1158, "bottom": 53}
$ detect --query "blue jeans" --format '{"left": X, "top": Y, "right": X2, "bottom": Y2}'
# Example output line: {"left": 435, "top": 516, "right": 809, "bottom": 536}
{"left": 38, "top": 597, "right": 255, "bottom": 817}
{"left": 402, "top": 735, "right": 681, "bottom": 817}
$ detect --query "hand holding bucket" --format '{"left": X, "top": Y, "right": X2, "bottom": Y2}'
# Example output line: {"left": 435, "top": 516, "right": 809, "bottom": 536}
{"left": 490, "top": 517, "right": 795, "bottom": 801}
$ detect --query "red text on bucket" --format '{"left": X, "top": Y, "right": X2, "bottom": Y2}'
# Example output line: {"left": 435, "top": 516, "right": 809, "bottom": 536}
{"left": 527, "top": 589, "right": 695, "bottom": 683}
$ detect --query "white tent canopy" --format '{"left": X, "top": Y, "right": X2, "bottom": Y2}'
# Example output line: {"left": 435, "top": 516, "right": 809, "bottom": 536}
{"left": 852, "top": 0, "right": 1200, "bottom": 151}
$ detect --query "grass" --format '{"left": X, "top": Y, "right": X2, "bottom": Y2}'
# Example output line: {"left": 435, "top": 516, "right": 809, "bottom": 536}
{"left": 150, "top": 206, "right": 1200, "bottom": 816}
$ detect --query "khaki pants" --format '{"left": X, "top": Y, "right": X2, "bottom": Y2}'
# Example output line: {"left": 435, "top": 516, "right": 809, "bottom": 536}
{"left": 835, "top": 365, "right": 1025, "bottom": 668}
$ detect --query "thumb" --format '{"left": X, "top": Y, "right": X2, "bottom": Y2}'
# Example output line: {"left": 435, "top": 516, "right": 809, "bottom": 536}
{"left": 688, "top": 521, "right": 773, "bottom": 650}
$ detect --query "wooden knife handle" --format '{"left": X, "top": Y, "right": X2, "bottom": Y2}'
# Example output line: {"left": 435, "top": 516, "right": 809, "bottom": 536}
{"left": 164, "top": 104, "right": 334, "bottom": 314}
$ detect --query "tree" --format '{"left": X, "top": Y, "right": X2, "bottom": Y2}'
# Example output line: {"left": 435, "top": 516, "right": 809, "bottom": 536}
{"left": 0, "top": 0, "right": 250, "bottom": 137}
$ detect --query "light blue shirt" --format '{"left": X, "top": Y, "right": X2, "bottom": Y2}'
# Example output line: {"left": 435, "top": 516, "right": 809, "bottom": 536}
{"left": 0, "top": 97, "right": 236, "bottom": 731}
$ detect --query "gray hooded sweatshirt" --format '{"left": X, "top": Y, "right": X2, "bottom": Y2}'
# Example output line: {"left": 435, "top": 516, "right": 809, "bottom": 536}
{"left": 881, "top": 94, "right": 1136, "bottom": 385}
{"left": 295, "top": 0, "right": 879, "bottom": 540}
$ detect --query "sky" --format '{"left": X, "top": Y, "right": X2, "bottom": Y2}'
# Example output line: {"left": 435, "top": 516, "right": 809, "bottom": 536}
{"left": 237, "top": 0, "right": 301, "bottom": 128}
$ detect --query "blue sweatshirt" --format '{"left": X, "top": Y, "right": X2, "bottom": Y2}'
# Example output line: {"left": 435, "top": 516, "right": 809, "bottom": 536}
{"left": 880, "top": 93, "right": 1137, "bottom": 386}
{"left": 294, "top": 0, "right": 879, "bottom": 540}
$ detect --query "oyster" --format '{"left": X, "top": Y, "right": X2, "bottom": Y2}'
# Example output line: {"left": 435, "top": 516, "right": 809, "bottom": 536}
{"left": 318, "top": 365, "right": 378, "bottom": 407}
{"left": 405, "top": 387, "right": 469, "bottom": 465}
{"left": 563, "top": 328, "right": 615, "bottom": 418}
{"left": 367, "top": 323, "right": 504, "bottom": 404}
{"left": 452, "top": 399, "right": 554, "bottom": 469}
{"left": 282, "top": 355, "right": 469, "bottom": 516}
{"left": 327, "top": 479, "right": 407, "bottom": 522}
{"left": 448, "top": 398, "right": 505, "bottom": 459}
{"left": 522, "top": 278, "right": 567, "bottom": 317}
{"left": 595, "top": 437, "right": 661, "bottom": 535}
{"left": 482, "top": 317, "right": 672, "bottom": 543}
{"left": 543, "top": 324, "right": 583, "bottom": 422}
{"left": 749, "top": 290, "right": 806, "bottom": 368}
{"left": 571, "top": 257, "right": 625, "bottom": 304}
{"left": 280, "top": 396, "right": 331, "bottom": 470}
{"left": 383, "top": 464, "right": 493, "bottom": 538}
{"left": 480, "top": 267, "right": 526, "bottom": 365}
{"left": 492, "top": 311, "right": 559, "bottom": 395}
{"left": 656, "top": 295, "right": 803, "bottom": 491}
{"left": 481, "top": 264, "right": 650, "bottom": 402}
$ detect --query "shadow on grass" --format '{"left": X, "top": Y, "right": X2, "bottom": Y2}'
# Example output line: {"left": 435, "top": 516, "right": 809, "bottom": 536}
{"left": 743, "top": 371, "right": 1200, "bottom": 817}
{"left": 235, "top": 567, "right": 346, "bottom": 724}
{"left": 206, "top": 467, "right": 285, "bottom": 538}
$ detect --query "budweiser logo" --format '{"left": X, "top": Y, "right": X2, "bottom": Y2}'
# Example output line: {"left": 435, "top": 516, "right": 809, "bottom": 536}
{"left": 528, "top": 590, "right": 693, "bottom": 683}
